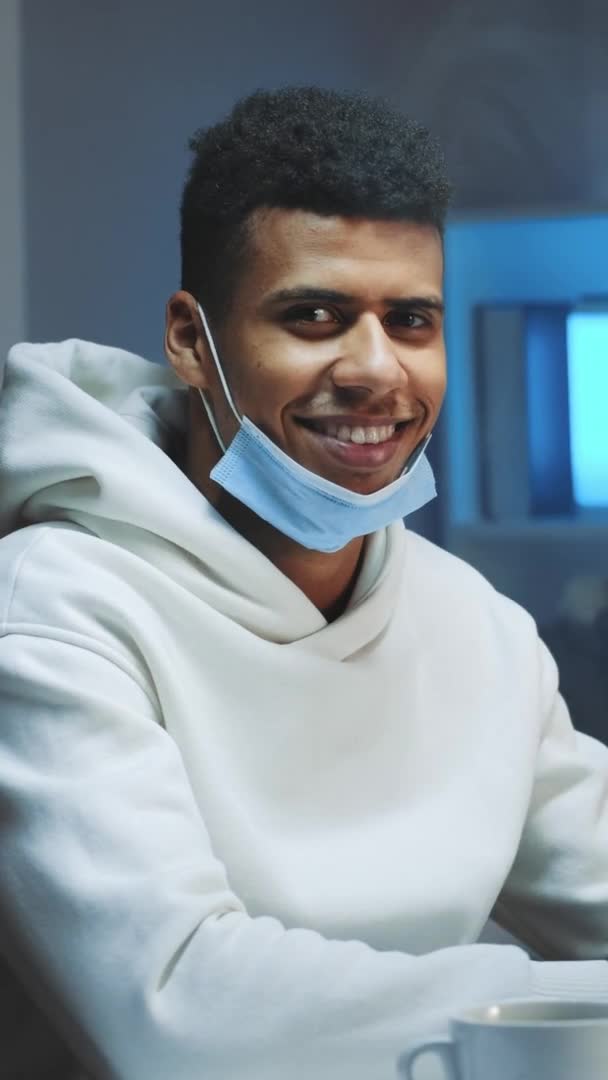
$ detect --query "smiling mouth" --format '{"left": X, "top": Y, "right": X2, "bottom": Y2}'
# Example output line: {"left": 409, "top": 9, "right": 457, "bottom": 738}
{"left": 294, "top": 415, "right": 416, "bottom": 474}
{"left": 297, "top": 417, "right": 412, "bottom": 445}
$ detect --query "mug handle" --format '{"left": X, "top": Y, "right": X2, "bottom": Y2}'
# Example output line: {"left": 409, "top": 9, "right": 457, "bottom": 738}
{"left": 396, "top": 1035, "right": 459, "bottom": 1079}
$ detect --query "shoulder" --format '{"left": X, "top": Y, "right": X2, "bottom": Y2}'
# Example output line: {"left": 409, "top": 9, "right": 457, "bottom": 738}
{"left": 0, "top": 523, "right": 75, "bottom": 629}
{"left": 402, "top": 528, "right": 540, "bottom": 650}
{"left": 403, "top": 527, "right": 500, "bottom": 595}
{"left": 0, "top": 521, "right": 152, "bottom": 668}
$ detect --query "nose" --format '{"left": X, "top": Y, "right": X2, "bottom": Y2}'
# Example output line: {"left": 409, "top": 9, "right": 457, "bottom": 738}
{"left": 330, "top": 313, "right": 408, "bottom": 396}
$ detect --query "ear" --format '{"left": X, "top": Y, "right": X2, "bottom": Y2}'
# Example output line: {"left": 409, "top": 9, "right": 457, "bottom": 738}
{"left": 164, "top": 290, "right": 213, "bottom": 389}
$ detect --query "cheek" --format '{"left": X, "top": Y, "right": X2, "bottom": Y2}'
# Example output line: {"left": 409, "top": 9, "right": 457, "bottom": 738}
{"left": 410, "top": 353, "right": 446, "bottom": 406}
{"left": 432, "top": 365, "right": 448, "bottom": 399}
{"left": 239, "top": 341, "right": 318, "bottom": 412}
{"left": 228, "top": 359, "right": 289, "bottom": 433}
{"left": 231, "top": 334, "right": 278, "bottom": 391}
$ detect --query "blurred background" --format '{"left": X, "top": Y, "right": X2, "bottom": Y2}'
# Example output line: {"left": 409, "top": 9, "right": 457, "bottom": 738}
{"left": 2, "top": 0, "right": 607, "bottom": 740}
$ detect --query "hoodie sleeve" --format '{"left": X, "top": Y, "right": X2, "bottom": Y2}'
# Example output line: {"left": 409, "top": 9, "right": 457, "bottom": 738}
{"left": 1, "top": 632, "right": 608, "bottom": 1080}
{"left": 493, "top": 636, "right": 608, "bottom": 961}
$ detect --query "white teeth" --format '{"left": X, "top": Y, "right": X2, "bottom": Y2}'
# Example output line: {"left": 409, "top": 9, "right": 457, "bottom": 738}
{"left": 306, "top": 419, "right": 400, "bottom": 443}
{"left": 332, "top": 423, "right": 396, "bottom": 444}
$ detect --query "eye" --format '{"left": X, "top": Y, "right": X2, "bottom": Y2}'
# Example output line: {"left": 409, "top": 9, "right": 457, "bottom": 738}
{"left": 281, "top": 305, "right": 343, "bottom": 337}
{"left": 384, "top": 310, "right": 430, "bottom": 331}
{"left": 285, "top": 305, "right": 338, "bottom": 324}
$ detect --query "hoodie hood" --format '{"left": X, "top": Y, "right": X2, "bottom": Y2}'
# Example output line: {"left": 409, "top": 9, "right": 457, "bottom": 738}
{"left": 0, "top": 339, "right": 405, "bottom": 650}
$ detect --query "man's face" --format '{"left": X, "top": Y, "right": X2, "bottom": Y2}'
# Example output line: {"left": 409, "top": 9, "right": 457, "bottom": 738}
{"left": 200, "top": 207, "right": 446, "bottom": 496}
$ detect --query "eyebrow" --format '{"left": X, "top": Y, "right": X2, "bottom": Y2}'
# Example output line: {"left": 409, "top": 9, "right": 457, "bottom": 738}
{"left": 265, "top": 286, "right": 444, "bottom": 313}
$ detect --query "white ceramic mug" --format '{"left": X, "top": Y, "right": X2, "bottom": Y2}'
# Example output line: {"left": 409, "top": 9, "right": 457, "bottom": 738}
{"left": 396, "top": 999, "right": 608, "bottom": 1080}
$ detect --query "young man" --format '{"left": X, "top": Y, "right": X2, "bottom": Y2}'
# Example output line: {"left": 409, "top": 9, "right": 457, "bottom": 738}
{"left": 1, "top": 87, "right": 607, "bottom": 1080}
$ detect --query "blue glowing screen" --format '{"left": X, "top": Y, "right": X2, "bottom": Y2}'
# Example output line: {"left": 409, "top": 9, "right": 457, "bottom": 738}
{"left": 567, "top": 311, "right": 608, "bottom": 508}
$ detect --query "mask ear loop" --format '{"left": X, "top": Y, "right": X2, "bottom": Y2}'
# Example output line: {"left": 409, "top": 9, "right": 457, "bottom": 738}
{"left": 195, "top": 302, "right": 242, "bottom": 454}
{"left": 401, "top": 430, "right": 433, "bottom": 476}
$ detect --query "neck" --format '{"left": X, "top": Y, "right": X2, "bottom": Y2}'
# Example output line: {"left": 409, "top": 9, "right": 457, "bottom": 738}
{"left": 215, "top": 489, "right": 366, "bottom": 621}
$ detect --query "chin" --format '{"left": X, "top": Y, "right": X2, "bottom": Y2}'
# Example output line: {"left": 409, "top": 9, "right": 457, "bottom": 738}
{"left": 328, "top": 468, "right": 400, "bottom": 496}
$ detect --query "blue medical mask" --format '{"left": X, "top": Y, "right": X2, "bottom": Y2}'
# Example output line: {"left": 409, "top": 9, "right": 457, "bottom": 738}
{"left": 195, "top": 303, "right": 437, "bottom": 553}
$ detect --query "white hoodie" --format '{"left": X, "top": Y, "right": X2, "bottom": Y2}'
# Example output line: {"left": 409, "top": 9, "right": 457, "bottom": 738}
{"left": 1, "top": 338, "right": 608, "bottom": 1080}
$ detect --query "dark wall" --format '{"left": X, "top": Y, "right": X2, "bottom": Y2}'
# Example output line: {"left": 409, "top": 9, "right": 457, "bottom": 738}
{"left": 21, "top": 0, "right": 400, "bottom": 359}
{"left": 21, "top": 0, "right": 608, "bottom": 361}
{"left": 370, "top": 0, "right": 608, "bottom": 212}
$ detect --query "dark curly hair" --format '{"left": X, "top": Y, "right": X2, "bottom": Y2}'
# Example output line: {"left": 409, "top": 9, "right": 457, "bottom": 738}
{"left": 180, "top": 86, "right": 452, "bottom": 323}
